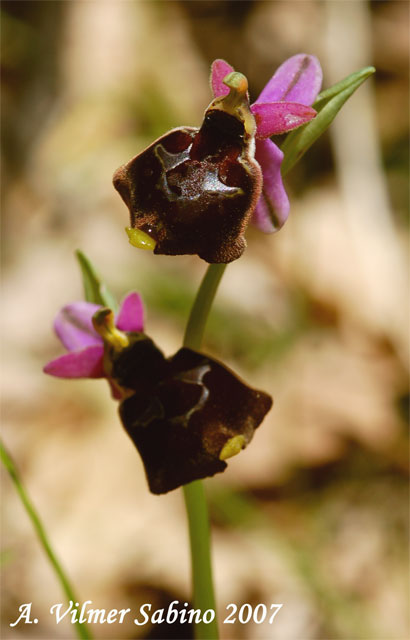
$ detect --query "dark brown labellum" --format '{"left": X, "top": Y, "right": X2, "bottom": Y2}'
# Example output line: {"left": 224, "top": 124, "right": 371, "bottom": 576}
{"left": 110, "top": 339, "right": 272, "bottom": 494}
{"left": 113, "top": 104, "right": 262, "bottom": 263}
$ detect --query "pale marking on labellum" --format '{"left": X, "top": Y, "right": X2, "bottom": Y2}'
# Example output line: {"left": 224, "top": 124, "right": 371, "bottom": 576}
{"left": 155, "top": 143, "right": 242, "bottom": 202}
{"left": 168, "top": 364, "right": 211, "bottom": 427}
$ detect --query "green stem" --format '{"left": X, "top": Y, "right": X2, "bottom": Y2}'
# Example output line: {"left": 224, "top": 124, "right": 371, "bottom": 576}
{"left": 183, "top": 264, "right": 227, "bottom": 350}
{"left": 182, "top": 263, "right": 226, "bottom": 640}
{"left": 183, "top": 481, "right": 217, "bottom": 639}
{"left": 0, "top": 440, "right": 92, "bottom": 640}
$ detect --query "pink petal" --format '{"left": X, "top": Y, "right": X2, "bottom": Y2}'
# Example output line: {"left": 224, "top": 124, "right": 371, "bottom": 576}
{"left": 251, "top": 102, "right": 316, "bottom": 138}
{"left": 210, "top": 59, "right": 234, "bottom": 98}
{"left": 54, "top": 302, "right": 102, "bottom": 351}
{"left": 116, "top": 292, "right": 144, "bottom": 333}
{"left": 43, "top": 345, "right": 105, "bottom": 378}
{"left": 252, "top": 139, "right": 289, "bottom": 233}
{"left": 254, "top": 54, "right": 322, "bottom": 106}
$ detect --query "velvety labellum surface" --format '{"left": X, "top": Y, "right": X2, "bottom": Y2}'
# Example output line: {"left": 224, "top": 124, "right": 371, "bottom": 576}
{"left": 110, "top": 338, "right": 272, "bottom": 494}
{"left": 113, "top": 109, "right": 262, "bottom": 263}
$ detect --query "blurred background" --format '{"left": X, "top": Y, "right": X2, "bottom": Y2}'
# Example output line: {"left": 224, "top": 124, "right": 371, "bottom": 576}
{"left": 1, "top": 1, "right": 408, "bottom": 639}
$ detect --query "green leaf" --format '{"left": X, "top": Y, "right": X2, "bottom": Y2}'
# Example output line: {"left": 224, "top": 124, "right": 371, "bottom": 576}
{"left": 75, "top": 250, "right": 118, "bottom": 312}
{"left": 281, "top": 66, "right": 375, "bottom": 176}
{"left": 314, "top": 66, "right": 375, "bottom": 106}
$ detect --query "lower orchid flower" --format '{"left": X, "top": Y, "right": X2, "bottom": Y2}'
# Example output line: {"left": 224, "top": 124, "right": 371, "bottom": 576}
{"left": 44, "top": 294, "right": 272, "bottom": 494}
{"left": 113, "top": 54, "right": 321, "bottom": 263}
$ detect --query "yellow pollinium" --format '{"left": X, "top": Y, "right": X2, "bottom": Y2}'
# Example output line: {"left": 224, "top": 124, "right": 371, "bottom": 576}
{"left": 92, "top": 308, "right": 129, "bottom": 350}
{"left": 219, "top": 435, "right": 246, "bottom": 461}
{"left": 125, "top": 227, "right": 156, "bottom": 251}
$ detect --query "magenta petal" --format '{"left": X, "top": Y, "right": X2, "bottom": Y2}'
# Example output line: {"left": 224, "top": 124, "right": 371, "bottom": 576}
{"left": 254, "top": 54, "right": 322, "bottom": 106}
{"left": 43, "top": 345, "right": 104, "bottom": 379}
{"left": 116, "top": 292, "right": 144, "bottom": 333}
{"left": 252, "top": 102, "right": 316, "bottom": 138}
{"left": 54, "top": 302, "right": 102, "bottom": 351}
{"left": 210, "top": 59, "right": 234, "bottom": 98}
{"left": 252, "top": 139, "right": 289, "bottom": 233}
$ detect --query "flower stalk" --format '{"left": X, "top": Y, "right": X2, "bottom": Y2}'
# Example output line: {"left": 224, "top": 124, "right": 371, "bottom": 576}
{"left": 183, "top": 481, "right": 218, "bottom": 640}
{"left": 181, "top": 263, "right": 227, "bottom": 640}
{"left": 183, "top": 264, "right": 226, "bottom": 351}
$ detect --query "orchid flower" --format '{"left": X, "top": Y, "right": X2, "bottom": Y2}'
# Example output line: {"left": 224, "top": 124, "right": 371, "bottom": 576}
{"left": 44, "top": 293, "right": 272, "bottom": 494}
{"left": 113, "top": 71, "right": 261, "bottom": 264}
{"left": 211, "top": 54, "right": 322, "bottom": 232}
{"left": 113, "top": 54, "right": 322, "bottom": 263}
{"left": 118, "top": 345, "right": 272, "bottom": 494}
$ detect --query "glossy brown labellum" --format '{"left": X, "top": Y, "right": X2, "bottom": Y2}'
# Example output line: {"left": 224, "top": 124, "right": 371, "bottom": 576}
{"left": 113, "top": 107, "right": 262, "bottom": 263}
{"left": 109, "top": 338, "right": 272, "bottom": 494}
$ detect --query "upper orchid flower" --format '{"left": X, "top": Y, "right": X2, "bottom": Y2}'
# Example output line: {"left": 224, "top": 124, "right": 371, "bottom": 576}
{"left": 43, "top": 292, "right": 144, "bottom": 392}
{"left": 113, "top": 54, "right": 321, "bottom": 263}
{"left": 114, "top": 71, "right": 261, "bottom": 264}
{"left": 211, "top": 54, "right": 322, "bottom": 233}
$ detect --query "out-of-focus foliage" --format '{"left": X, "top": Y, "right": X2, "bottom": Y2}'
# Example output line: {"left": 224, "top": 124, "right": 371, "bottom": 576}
{"left": 1, "top": 2, "right": 408, "bottom": 640}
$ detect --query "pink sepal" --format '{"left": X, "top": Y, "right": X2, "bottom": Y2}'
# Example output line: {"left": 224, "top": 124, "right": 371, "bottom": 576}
{"left": 252, "top": 139, "right": 289, "bottom": 233}
{"left": 54, "top": 302, "right": 102, "bottom": 351}
{"left": 43, "top": 345, "right": 104, "bottom": 378}
{"left": 255, "top": 54, "right": 322, "bottom": 106}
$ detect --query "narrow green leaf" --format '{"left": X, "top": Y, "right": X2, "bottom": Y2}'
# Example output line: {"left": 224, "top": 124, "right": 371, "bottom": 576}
{"left": 314, "top": 66, "right": 376, "bottom": 106}
{"left": 1, "top": 441, "right": 93, "bottom": 639}
{"left": 281, "top": 66, "right": 375, "bottom": 176}
{"left": 75, "top": 250, "right": 118, "bottom": 312}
